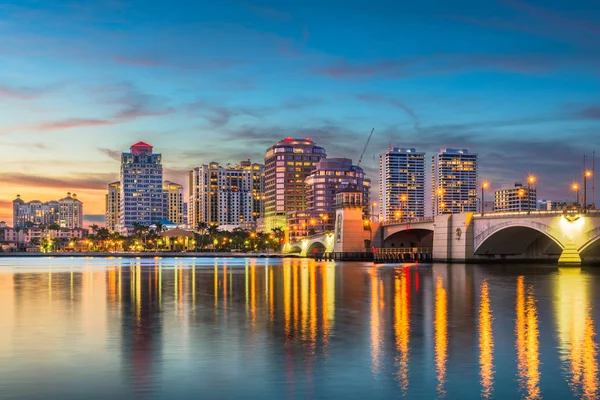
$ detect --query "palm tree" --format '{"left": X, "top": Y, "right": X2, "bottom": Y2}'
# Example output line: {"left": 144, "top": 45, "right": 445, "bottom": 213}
{"left": 154, "top": 222, "right": 166, "bottom": 234}
{"left": 196, "top": 222, "right": 209, "bottom": 250}
{"left": 207, "top": 224, "right": 220, "bottom": 250}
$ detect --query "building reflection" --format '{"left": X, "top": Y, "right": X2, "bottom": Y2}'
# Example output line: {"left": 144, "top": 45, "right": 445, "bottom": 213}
{"left": 394, "top": 267, "right": 410, "bottom": 392}
{"left": 434, "top": 274, "right": 448, "bottom": 398}
{"left": 479, "top": 279, "right": 494, "bottom": 398}
{"left": 516, "top": 276, "right": 541, "bottom": 400}
{"left": 370, "top": 266, "right": 382, "bottom": 376}
{"left": 555, "top": 268, "right": 598, "bottom": 400}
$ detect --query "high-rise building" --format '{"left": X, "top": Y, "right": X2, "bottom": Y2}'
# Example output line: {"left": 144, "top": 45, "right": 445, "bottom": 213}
{"left": 432, "top": 148, "right": 478, "bottom": 215}
{"left": 288, "top": 158, "right": 370, "bottom": 240}
{"left": 13, "top": 193, "right": 83, "bottom": 228}
{"left": 105, "top": 181, "right": 120, "bottom": 232}
{"left": 494, "top": 183, "right": 537, "bottom": 212}
{"left": 163, "top": 181, "right": 184, "bottom": 225}
{"left": 379, "top": 148, "right": 425, "bottom": 222}
{"left": 58, "top": 193, "right": 83, "bottom": 229}
{"left": 188, "top": 161, "right": 264, "bottom": 229}
{"left": 264, "top": 138, "right": 327, "bottom": 231}
{"left": 118, "top": 141, "right": 164, "bottom": 233}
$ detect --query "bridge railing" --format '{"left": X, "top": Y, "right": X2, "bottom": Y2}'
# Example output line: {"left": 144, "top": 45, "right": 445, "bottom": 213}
{"left": 380, "top": 217, "right": 435, "bottom": 226}
{"left": 475, "top": 209, "right": 599, "bottom": 218}
{"left": 375, "top": 247, "right": 432, "bottom": 254}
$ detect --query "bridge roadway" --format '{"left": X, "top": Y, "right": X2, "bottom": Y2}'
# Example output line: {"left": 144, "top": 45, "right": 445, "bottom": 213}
{"left": 284, "top": 210, "right": 600, "bottom": 265}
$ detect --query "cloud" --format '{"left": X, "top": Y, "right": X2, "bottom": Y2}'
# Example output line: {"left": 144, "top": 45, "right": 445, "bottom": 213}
{"left": 98, "top": 147, "right": 121, "bottom": 160}
{"left": 84, "top": 214, "right": 105, "bottom": 222}
{"left": 357, "top": 93, "right": 420, "bottom": 130}
{"left": 314, "top": 53, "right": 595, "bottom": 80}
{"left": 579, "top": 106, "right": 600, "bottom": 119}
{"left": 113, "top": 55, "right": 242, "bottom": 71}
{"left": 0, "top": 172, "right": 117, "bottom": 191}
{"left": 35, "top": 118, "right": 117, "bottom": 131}
{"left": 0, "top": 83, "right": 61, "bottom": 100}
{"left": 243, "top": 3, "right": 292, "bottom": 22}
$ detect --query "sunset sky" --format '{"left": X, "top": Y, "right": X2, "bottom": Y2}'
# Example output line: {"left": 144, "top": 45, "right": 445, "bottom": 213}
{"left": 1, "top": 0, "right": 599, "bottom": 225}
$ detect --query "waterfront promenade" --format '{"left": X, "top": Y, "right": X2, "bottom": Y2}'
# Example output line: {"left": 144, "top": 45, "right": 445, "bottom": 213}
{"left": 0, "top": 251, "right": 287, "bottom": 258}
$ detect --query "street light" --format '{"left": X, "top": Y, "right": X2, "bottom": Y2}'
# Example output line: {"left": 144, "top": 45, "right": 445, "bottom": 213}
{"left": 400, "top": 194, "right": 407, "bottom": 222}
{"left": 481, "top": 181, "right": 489, "bottom": 216}
{"left": 527, "top": 175, "right": 536, "bottom": 214}
{"left": 436, "top": 188, "right": 444, "bottom": 216}
{"left": 395, "top": 211, "right": 401, "bottom": 222}
{"left": 584, "top": 170, "right": 592, "bottom": 213}
{"left": 518, "top": 189, "right": 525, "bottom": 213}
{"left": 572, "top": 183, "right": 580, "bottom": 207}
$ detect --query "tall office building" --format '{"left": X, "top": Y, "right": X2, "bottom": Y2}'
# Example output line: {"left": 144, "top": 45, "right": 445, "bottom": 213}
{"left": 379, "top": 148, "right": 425, "bottom": 222}
{"left": 494, "top": 183, "right": 537, "bottom": 212}
{"left": 118, "top": 141, "right": 164, "bottom": 233}
{"left": 58, "top": 193, "right": 83, "bottom": 229}
{"left": 105, "top": 181, "right": 120, "bottom": 232}
{"left": 432, "top": 148, "right": 478, "bottom": 215}
{"left": 288, "top": 158, "right": 369, "bottom": 240}
{"left": 264, "top": 138, "right": 327, "bottom": 231}
{"left": 163, "top": 181, "right": 184, "bottom": 225}
{"left": 188, "top": 161, "right": 264, "bottom": 229}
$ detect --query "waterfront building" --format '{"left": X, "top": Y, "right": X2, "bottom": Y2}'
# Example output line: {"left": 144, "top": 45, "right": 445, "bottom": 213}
{"left": 495, "top": 183, "right": 537, "bottom": 212}
{"left": 118, "top": 141, "right": 164, "bottom": 233}
{"left": 264, "top": 137, "right": 327, "bottom": 232}
{"left": 163, "top": 181, "right": 184, "bottom": 225}
{"left": 288, "top": 158, "right": 369, "bottom": 240}
{"left": 105, "top": 181, "right": 120, "bottom": 232}
{"left": 188, "top": 160, "right": 264, "bottom": 229}
{"left": 379, "top": 148, "right": 425, "bottom": 222}
{"left": 432, "top": 148, "right": 478, "bottom": 215}
{"left": 13, "top": 193, "right": 83, "bottom": 229}
{"left": 57, "top": 193, "right": 83, "bottom": 229}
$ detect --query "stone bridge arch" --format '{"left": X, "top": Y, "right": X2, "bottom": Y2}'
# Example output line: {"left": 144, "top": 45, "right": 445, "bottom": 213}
{"left": 474, "top": 220, "right": 565, "bottom": 260}
{"left": 383, "top": 228, "right": 434, "bottom": 249}
{"left": 578, "top": 227, "right": 600, "bottom": 260}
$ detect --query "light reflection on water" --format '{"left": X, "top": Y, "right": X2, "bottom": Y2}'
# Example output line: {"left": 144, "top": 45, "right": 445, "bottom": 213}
{"left": 0, "top": 258, "right": 600, "bottom": 399}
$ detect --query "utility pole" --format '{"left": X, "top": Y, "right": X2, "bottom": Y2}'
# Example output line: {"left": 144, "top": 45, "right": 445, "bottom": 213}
{"left": 593, "top": 149, "right": 596, "bottom": 209}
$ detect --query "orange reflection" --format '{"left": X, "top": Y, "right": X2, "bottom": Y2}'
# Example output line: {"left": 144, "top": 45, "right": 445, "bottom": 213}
{"left": 394, "top": 269, "right": 410, "bottom": 392}
{"left": 569, "top": 307, "right": 599, "bottom": 399}
{"left": 479, "top": 279, "right": 494, "bottom": 398}
{"left": 283, "top": 260, "right": 291, "bottom": 335}
{"left": 516, "top": 276, "right": 541, "bottom": 400}
{"left": 370, "top": 267, "right": 382, "bottom": 376}
{"left": 251, "top": 261, "right": 256, "bottom": 327}
{"left": 309, "top": 261, "right": 317, "bottom": 347}
{"left": 434, "top": 275, "right": 447, "bottom": 397}
{"left": 301, "top": 261, "right": 309, "bottom": 339}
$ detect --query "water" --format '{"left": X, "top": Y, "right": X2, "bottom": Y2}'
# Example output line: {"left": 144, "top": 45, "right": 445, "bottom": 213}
{"left": 0, "top": 257, "right": 598, "bottom": 399}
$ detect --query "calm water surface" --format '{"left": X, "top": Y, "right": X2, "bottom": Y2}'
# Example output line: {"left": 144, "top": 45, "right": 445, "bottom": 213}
{"left": 0, "top": 257, "right": 599, "bottom": 399}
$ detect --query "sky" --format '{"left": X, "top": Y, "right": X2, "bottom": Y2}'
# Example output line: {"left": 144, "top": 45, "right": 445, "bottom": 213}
{"left": 1, "top": 0, "right": 599, "bottom": 225}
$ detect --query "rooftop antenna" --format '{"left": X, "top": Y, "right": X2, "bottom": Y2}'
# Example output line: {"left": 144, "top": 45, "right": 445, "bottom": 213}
{"left": 593, "top": 149, "right": 596, "bottom": 207}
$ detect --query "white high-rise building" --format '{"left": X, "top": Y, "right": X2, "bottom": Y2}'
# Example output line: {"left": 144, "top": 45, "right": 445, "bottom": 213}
{"left": 105, "top": 181, "right": 120, "bottom": 232}
{"left": 188, "top": 161, "right": 264, "bottom": 229}
{"left": 163, "top": 181, "right": 184, "bottom": 225}
{"left": 58, "top": 193, "right": 83, "bottom": 229}
{"left": 495, "top": 183, "right": 537, "bottom": 212}
{"left": 118, "top": 141, "right": 164, "bottom": 233}
{"left": 13, "top": 193, "right": 83, "bottom": 229}
{"left": 432, "top": 148, "right": 478, "bottom": 215}
{"left": 379, "top": 148, "right": 425, "bottom": 222}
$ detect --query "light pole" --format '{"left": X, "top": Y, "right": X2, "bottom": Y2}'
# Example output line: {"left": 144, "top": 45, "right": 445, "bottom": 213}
{"left": 400, "top": 194, "right": 407, "bottom": 222}
{"left": 527, "top": 175, "right": 536, "bottom": 215}
{"left": 572, "top": 183, "right": 580, "bottom": 207}
{"left": 436, "top": 188, "right": 444, "bottom": 216}
{"left": 518, "top": 189, "right": 525, "bottom": 213}
{"left": 481, "top": 181, "right": 489, "bottom": 216}
{"left": 584, "top": 170, "right": 592, "bottom": 212}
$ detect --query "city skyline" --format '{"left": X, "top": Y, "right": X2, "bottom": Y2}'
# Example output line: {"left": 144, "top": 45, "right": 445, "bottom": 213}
{"left": 1, "top": 0, "right": 600, "bottom": 225}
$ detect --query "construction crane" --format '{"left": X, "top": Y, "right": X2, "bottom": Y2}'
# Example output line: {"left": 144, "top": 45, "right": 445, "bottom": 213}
{"left": 357, "top": 128, "right": 375, "bottom": 168}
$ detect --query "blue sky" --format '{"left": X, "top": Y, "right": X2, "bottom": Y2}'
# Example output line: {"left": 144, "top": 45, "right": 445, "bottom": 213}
{"left": 1, "top": 0, "right": 599, "bottom": 221}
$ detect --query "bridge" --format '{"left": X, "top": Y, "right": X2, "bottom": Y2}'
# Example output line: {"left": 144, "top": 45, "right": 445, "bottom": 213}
{"left": 285, "top": 210, "right": 600, "bottom": 265}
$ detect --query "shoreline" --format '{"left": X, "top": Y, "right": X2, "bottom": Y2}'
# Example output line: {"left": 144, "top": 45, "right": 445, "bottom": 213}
{"left": 0, "top": 251, "right": 292, "bottom": 258}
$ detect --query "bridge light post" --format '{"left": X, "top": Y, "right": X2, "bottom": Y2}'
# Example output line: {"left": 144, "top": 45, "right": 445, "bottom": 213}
{"left": 527, "top": 175, "right": 536, "bottom": 215}
{"left": 518, "top": 189, "right": 525, "bottom": 213}
{"left": 584, "top": 170, "right": 592, "bottom": 213}
{"left": 572, "top": 183, "right": 580, "bottom": 207}
{"left": 481, "top": 181, "right": 489, "bottom": 216}
{"left": 436, "top": 188, "right": 444, "bottom": 216}
{"left": 400, "top": 194, "right": 407, "bottom": 222}
{"left": 395, "top": 211, "right": 401, "bottom": 222}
